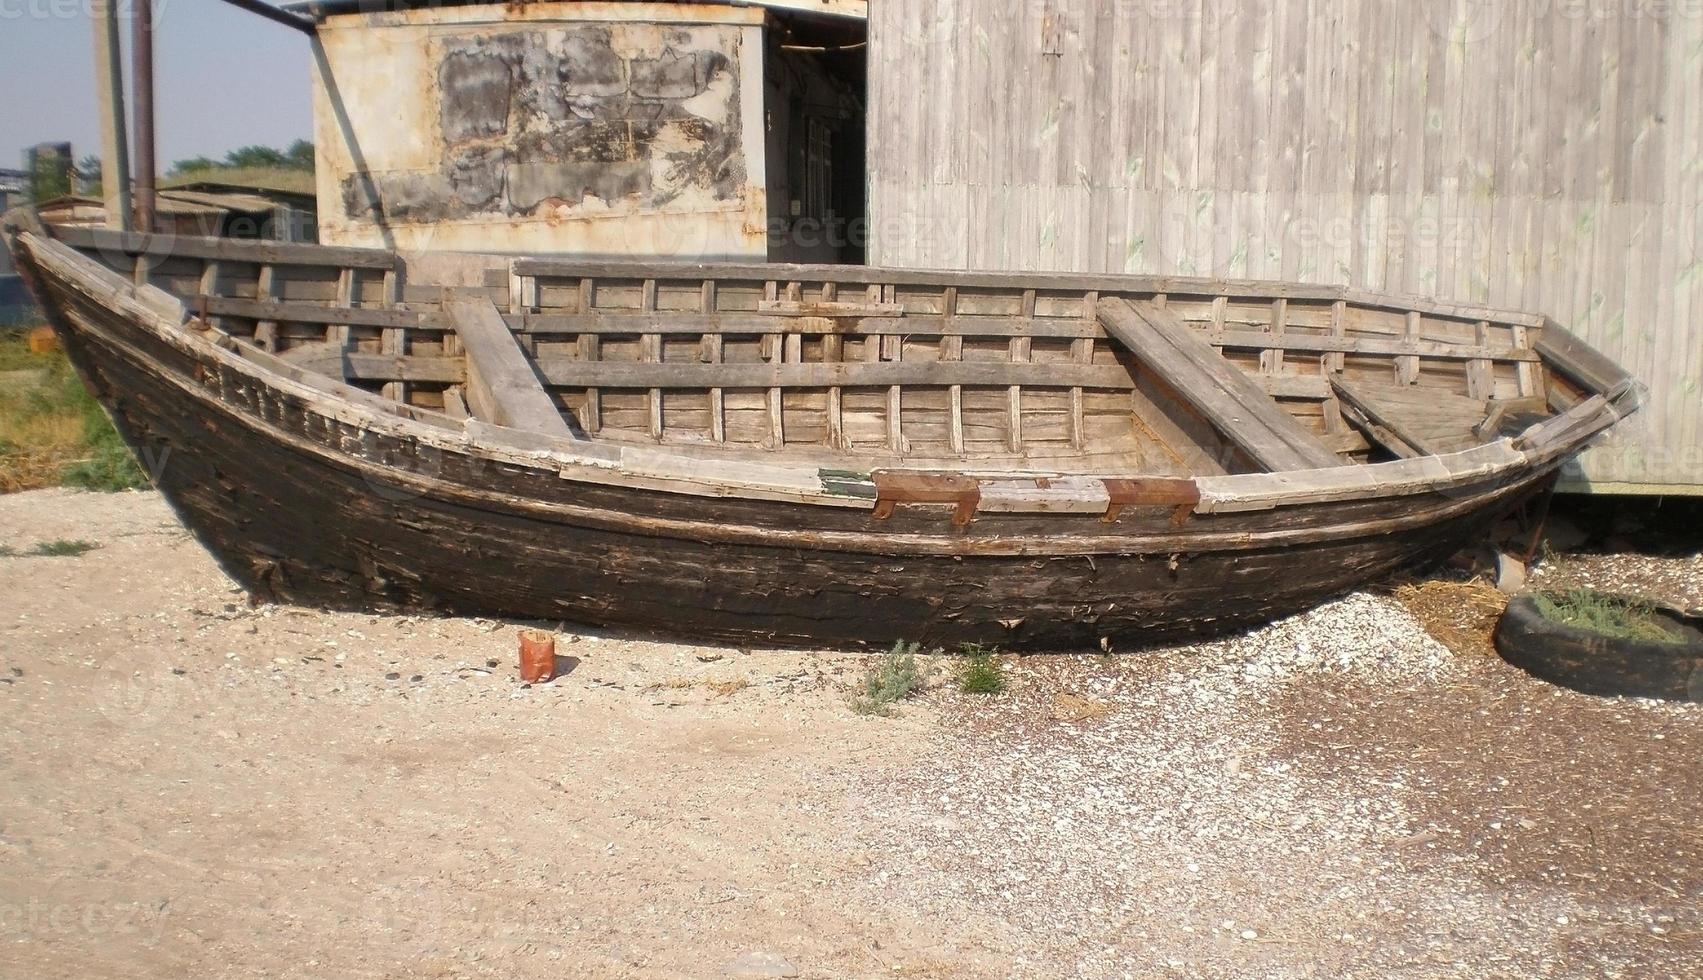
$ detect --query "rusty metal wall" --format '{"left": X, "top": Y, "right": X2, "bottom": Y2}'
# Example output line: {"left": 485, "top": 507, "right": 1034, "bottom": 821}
{"left": 312, "top": 2, "right": 769, "bottom": 258}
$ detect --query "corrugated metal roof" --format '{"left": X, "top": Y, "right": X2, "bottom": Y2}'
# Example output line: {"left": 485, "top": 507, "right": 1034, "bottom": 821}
{"left": 36, "top": 190, "right": 294, "bottom": 219}
{"left": 162, "top": 167, "right": 316, "bottom": 200}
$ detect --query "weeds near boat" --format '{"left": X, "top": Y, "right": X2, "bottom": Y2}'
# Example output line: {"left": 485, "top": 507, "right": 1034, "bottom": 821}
{"left": 852, "top": 642, "right": 926, "bottom": 717}
{"left": 1533, "top": 588, "right": 1683, "bottom": 644}
{"left": 0, "top": 330, "right": 147, "bottom": 493}
{"left": 956, "top": 643, "right": 1007, "bottom": 695}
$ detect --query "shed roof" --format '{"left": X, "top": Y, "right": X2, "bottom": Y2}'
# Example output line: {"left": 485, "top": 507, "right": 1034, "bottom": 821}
{"left": 163, "top": 168, "right": 317, "bottom": 204}
{"left": 37, "top": 189, "right": 297, "bottom": 221}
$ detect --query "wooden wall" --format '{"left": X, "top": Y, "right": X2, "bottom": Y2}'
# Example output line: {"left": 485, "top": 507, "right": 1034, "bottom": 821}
{"left": 868, "top": 1, "right": 1703, "bottom": 493}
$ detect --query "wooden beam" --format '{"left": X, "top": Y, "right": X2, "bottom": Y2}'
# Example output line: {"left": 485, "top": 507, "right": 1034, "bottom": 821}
{"left": 511, "top": 312, "right": 1541, "bottom": 362}
{"left": 1328, "top": 380, "right": 1437, "bottom": 463}
{"left": 445, "top": 294, "right": 575, "bottom": 440}
{"left": 50, "top": 225, "right": 399, "bottom": 270}
{"left": 89, "top": 0, "right": 132, "bottom": 232}
{"left": 1533, "top": 316, "right": 1634, "bottom": 397}
{"left": 1097, "top": 298, "right": 1345, "bottom": 472}
{"left": 531, "top": 360, "right": 1144, "bottom": 390}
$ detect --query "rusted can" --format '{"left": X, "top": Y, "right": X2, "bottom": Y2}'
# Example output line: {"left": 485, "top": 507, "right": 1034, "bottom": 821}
{"left": 518, "top": 629, "right": 556, "bottom": 683}
{"left": 27, "top": 326, "right": 58, "bottom": 355}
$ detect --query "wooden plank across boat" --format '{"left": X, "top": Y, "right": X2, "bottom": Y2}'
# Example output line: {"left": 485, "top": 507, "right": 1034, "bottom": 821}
{"left": 1, "top": 210, "right": 1645, "bottom": 650}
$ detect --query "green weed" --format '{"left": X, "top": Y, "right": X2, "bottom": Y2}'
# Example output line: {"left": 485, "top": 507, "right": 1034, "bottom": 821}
{"left": 1533, "top": 588, "right": 1683, "bottom": 644}
{"left": 956, "top": 643, "right": 1007, "bottom": 695}
{"left": 0, "top": 332, "right": 147, "bottom": 493}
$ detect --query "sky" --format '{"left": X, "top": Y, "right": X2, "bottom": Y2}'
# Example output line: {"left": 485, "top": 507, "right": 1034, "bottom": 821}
{"left": 0, "top": 0, "right": 313, "bottom": 172}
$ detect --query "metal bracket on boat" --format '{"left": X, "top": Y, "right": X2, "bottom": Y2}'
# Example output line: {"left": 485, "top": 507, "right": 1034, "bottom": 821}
{"left": 190, "top": 292, "right": 216, "bottom": 331}
{"left": 870, "top": 472, "right": 981, "bottom": 527}
{"left": 1101, "top": 478, "right": 1200, "bottom": 526}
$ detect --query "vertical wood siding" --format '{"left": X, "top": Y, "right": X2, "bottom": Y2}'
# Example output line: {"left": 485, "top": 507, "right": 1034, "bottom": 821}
{"left": 869, "top": 1, "right": 1703, "bottom": 492}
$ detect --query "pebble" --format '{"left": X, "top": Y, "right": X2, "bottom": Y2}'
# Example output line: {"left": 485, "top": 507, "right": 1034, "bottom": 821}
{"left": 845, "top": 594, "right": 1469, "bottom": 975}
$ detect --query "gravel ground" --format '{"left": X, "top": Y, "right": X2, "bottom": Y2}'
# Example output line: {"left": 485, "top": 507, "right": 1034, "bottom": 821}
{"left": 1, "top": 489, "right": 1699, "bottom": 979}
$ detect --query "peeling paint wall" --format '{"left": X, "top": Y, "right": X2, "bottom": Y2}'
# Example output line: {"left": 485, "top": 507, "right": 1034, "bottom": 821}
{"left": 313, "top": 3, "right": 768, "bottom": 258}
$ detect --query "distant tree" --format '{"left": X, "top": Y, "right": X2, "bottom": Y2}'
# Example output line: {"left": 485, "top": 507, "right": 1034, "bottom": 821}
{"left": 29, "top": 151, "right": 72, "bottom": 203}
{"left": 168, "top": 155, "right": 220, "bottom": 176}
{"left": 221, "top": 145, "right": 289, "bottom": 169}
{"left": 77, "top": 154, "right": 103, "bottom": 197}
{"left": 285, "top": 139, "right": 315, "bottom": 171}
{"left": 167, "top": 141, "right": 315, "bottom": 177}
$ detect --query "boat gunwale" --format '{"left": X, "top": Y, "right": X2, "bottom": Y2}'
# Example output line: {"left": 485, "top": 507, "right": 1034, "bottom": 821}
{"left": 20, "top": 258, "right": 1558, "bottom": 558}
{"left": 7, "top": 219, "right": 1644, "bottom": 522}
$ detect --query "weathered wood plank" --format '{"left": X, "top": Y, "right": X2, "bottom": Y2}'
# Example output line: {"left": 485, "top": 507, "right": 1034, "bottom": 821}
{"left": 576, "top": 277, "right": 600, "bottom": 433}
{"left": 52, "top": 224, "right": 398, "bottom": 269}
{"left": 277, "top": 345, "right": 462, "bottom": 384}
{"left": 1534, "top": 316, "right": 1633, "bottom": 396}
{"left": 445, "top": 293, "right": 575, "bottom": 440}
{"left": 518, "top": 311, "right": 1105, "bottom": 339}
{"left": 1331, "top": 377, "right": 1436, "bottom": 458}
{"left": 757, "top": 300, "right": 905, "bottom": 316}
{"left": 702, "top": 280, "right": 725, "bottom": 444}
{"left": 1097, "top": 298, "right": 1345, "bottom": 471}
{"left": 943, "top": 286, "right": 964, "bottom": 454}
{"left": 252, "top": 266, "right": 279, "bottom": 352}
{"left": 527, "top": 361, "right": 1147, "bottom": 392}
{"left": 200, "top": 295, "right": 431, "bottom": 330}
{"left": 511, "top": 311, "right": 1541, "bottom": 362}
{"left": 380, "top": 266, "right": 406, "bottom": 403}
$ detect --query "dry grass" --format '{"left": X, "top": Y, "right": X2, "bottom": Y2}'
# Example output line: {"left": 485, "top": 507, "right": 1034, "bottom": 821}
{"left": 1392, "top": 577, "right": 1510, "bottom": 659}
{"left": 0, "top": 330, "right": 148, "bottom": 493}
{"left": 645, "top": 676, "right": 751, "bottom": 698}
{"left": 1, "top": 333, "right": 91, "bottom": 493}
{"left": 647, "top": 677, "right": 698, "bottom": 692}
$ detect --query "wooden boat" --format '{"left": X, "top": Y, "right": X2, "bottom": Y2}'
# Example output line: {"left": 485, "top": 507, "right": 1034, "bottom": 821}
{"left": 3, "top": 209, "right": 1643, "bottom": 650}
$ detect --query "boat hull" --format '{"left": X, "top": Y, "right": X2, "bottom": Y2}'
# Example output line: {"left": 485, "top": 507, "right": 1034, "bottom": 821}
{"left": 25, "top": 247, "right": 1553, "bottom": 651}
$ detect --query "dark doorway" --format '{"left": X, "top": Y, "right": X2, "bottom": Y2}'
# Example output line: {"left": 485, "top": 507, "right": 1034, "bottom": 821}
{"left": 764, "top": 11, "right": 868, "bottom": 264}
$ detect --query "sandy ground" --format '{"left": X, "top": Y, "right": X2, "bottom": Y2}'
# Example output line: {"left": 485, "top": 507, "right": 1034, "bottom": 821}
{"left": 0, "top": 488, "right": 1698, "bottom": 979}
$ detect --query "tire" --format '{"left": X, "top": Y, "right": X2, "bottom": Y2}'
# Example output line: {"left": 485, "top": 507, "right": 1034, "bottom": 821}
{"left": 1495, "top": 595, "right": 1703, "bottom": 702}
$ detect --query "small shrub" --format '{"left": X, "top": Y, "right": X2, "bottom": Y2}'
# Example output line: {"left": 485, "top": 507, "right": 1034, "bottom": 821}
{"left": 852, "top": 641, "right": 926, "bottom": 717}
{"left": 1533, "top": 589, "right": 1682, "bottom": 644}
{"left": 956, "top": 643, "right": 1007, "bottom": 695}
{"left": 31, "top": 539, "right": 98, "bottom": 558}
{"left": 0, "top": 544, "right": 14, "bottom": 558}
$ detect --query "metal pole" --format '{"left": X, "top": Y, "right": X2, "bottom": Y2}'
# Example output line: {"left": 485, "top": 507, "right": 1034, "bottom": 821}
{"left": 131, "top": 0, "right": 156, "bottom": 233}
{"left": 90, "top": 0, "right": 132, "bottom": 231}
{"left": 212, "top": 0, "right": 317, "bottom": 35}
